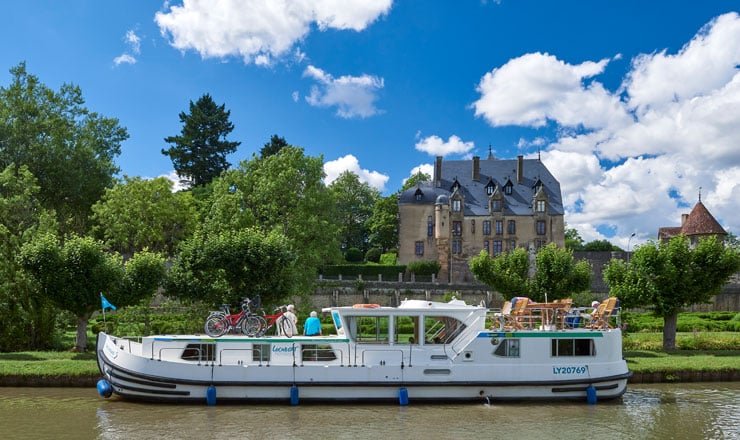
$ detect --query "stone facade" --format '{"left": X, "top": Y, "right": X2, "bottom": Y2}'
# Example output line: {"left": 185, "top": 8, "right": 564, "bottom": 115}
{"left": 398, "top": 154, "right": 565, "bottom": 284}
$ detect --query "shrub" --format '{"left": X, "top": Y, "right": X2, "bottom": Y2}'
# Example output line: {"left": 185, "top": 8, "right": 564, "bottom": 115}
{"left": 407, "top": 260, "right": 441, "bottom": 276}
{"left": 344, "top": 247, "right": 363, "bottom": 263}
{"left": 365, "top": 248, "right": 382, "bottom": 263}
{"left": 379, "top": 252, "right": 397, "bottom": 265}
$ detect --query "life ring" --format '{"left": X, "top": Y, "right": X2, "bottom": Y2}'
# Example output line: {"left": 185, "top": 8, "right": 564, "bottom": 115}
{"left": 353, "top": 303, "right": 380, "bottom": 309}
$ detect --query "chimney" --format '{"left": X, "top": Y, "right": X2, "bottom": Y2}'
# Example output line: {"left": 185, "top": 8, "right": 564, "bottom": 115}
{"left": 472, "top": 156, "right": 480, "bottom": 181}
{"left": 434, "top": 156, "right": 442, "bottom": 187}
{"left": 517, "top": 155, "right": 524, "bottom": 183}
{"left": 681, "top": 213, "right": 689, "bottom": 226}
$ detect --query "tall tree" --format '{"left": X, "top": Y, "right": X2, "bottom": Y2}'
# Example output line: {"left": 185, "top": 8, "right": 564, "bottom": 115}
{"left": 90, "top": 176, "right": 199, "bottom": 257}
{"left": 260, "top": 134, "right": 288, "bottom": 158}
{"left": 400, "top": 172, "right": 431, "bottom": 192}
{"left": 469, "top": 248, "right": 531, "bottom": 300}
{"left": 0, "top": 165, "right": 58, "bottom": 350}
{"left": 201, "top": 146, "right": 340, "bottom": 293}
{"left": 564, "top": 226, "right": 584, "bottom": 250}
{"left": 328, "top": 171, "right": 380, "bottom": 254}
{"left": 367, "top": 194, "right": 399, "bottom": 252}
{"left": 162, "top": 94, "right": 240, "bottom": 188}
{"left": 0, "top": 62, "right": 126, "bottom": 234}
{"left": 20, "top": 234, "right": 166, "bottom": 351}
{"left": 604, "top": 235, "right": 740, "bottom": 350}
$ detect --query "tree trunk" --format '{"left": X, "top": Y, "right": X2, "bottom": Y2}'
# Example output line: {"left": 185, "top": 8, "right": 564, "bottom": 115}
{"left": 662, "top": 314, "right": 678, "bottom": 351}
{"left": 75, "top": 315, "right": 89, "bottom": 352}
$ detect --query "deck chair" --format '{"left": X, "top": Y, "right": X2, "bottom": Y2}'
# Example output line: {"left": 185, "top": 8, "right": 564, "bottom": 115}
{"left": 588, "top": 297, "right": 617, "bottom": 330}
{"left": 509, "top": 297, "right": 531, "bottom": 329}
{"left": 556, "top": 298, "right": 573, "bottom": 329}
{"left": 491, "top": 301, "right": 512, "bottom": 330}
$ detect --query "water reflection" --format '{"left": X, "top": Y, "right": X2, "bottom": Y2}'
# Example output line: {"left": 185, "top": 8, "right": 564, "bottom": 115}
{"left": 0, "top": 383, "right": 737, "bottom": 440}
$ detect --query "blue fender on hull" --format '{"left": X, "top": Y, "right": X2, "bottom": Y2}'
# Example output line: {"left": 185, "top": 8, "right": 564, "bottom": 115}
{"left": 96, "top": 379, "right": 113, "bottom": 398}
{"left": 206, "top": 385, "right": 217, "bottom": 406}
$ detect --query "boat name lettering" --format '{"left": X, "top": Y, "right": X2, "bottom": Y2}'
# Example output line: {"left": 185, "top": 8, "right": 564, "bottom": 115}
{"left": 552, "top": 366, "right": 587, "bottom": 375}
{"left": 272, "top": 345, "right": 296, "bottom": 353}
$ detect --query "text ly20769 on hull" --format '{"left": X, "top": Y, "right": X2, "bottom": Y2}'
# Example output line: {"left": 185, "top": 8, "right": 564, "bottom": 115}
{"left": 96, "top": 298, "right": 631, "bottom": 405}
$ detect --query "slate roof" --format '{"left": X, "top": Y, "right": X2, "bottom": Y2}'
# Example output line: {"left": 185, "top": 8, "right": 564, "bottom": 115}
{"left": 399, "top": 157, "right": 564, "bottom": 216}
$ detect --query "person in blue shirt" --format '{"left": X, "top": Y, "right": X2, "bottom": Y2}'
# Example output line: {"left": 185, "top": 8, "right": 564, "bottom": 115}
{"left": 303, "top": 311, "right": 322, "bottom": 336}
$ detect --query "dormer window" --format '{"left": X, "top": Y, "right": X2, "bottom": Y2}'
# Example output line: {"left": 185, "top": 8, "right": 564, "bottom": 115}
{"left": 450, "top": 178, "right": 461, "bottom": 192}
{"left": 504, "top": 180, "right": 513, "bottom": 195}
{"left": 414, "top": 188, "right": 424, "bottom": 201}
{"left": 485, "top": 179, "right": 496, "bottom": 196}
{"left": 533, "top": 178, "right": 543, "bottom": 195}
{"left": 535, "top": 200, "right": 546, "bottom": 212}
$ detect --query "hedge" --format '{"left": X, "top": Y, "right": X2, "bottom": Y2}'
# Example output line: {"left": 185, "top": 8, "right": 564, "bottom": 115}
{"left": 320, "top": 264, "right": 406, "bottom": 279}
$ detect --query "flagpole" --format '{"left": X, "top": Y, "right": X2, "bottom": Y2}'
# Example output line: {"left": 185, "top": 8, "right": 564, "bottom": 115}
{"left": 100, "top": 293, "right": 108, "bottom": 333}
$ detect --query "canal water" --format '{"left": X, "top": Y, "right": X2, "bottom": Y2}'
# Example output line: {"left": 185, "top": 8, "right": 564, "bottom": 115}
{"left": 0, "top": 383, "right": 737, "bottom": 440}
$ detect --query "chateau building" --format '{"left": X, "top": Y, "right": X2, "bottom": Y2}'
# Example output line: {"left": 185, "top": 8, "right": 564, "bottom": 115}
{"left": 398, "top": 153, "right": 565, "bottom": 284}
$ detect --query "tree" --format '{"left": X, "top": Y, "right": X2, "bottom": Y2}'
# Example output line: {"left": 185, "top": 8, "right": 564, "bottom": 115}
{"left": 469, "top": 248, "right": 531, "bottom": 300}
{"left": 20, "top": 234, "right": 166, "bottom": 350}
{"left": 0, "top": 165, "right": 58, "bottom": 350}
{"left": 260, "top": 134, "right": 288, "bottom": 158}
{"left": 0, "top": 62, "right": 127, "bottom": 234}
{"left": 582, "top": 239, "right": 619, "bottom": 251}
{"left": 328, "top": 171, "right": 380, "bottom": 254}
{"left": 200, "top": 146, "right": 340, "bottom": 293}
{"left": 367, "top": 194, "right": 398, "bottom": 252}
{"left": 165, "top": 229, "right": 294, "bottom": 306}
{"left": 565, "top": 226, "right": 584, "bottom": 250}
{"left": 90, "top": 176, "right": 200, "bottom": 256}
{"left": 162, "top": 94, "right": 240, "bottom": 188}
{"left": 469, "top": 244, "right": 591, "bottom": 302}
{"left": 529, "top": 244, "right": 592, "bottom": 302}
{"left": 604, "top": 235, "right": 740, "bottom": 350}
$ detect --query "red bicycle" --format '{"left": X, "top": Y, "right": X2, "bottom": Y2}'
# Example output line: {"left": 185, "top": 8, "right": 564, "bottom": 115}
{"left": 254, "top": 305, "right": 294, "bottom": 337}
{"left": 204, "top": 298, "right": 262, "bottom": 337}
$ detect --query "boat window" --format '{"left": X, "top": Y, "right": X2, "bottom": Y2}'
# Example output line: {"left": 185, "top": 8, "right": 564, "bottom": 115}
{"left": 253, "top": 343, "right": 271, "bottom": 362}
{"left": 394, "top": 315, "right": 419, "bottom": 344}
{"left": 350, "top": 315, "right": 389, "bottom": 344}
{"left": 494, "top": 339, "right": 520, "bottom": 357}
{"left": 181, "top": 343, "right": 215, "bottom": 362}
{"left": 301, "top": 344, "right": 337, "bottom": 362}
{"left": 424, "top": 316, "right": 466, "bottom": 344}
{"left": 551, "top": 339, "right": 595, "bottom": 357}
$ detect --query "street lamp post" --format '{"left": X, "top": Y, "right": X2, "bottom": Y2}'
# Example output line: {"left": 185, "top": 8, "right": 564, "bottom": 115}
{"left": 627, "top": 232, "right": 636, "bottom": 263}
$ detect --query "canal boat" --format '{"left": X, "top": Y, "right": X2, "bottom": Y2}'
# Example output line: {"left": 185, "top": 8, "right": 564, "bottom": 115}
{"left": 96, "top": 297, "right": 631, "bottom": 404}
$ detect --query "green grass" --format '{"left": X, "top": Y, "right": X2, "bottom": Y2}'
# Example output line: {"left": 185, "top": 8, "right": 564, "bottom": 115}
{"left": 625, "top": 350, "right": 740, "bottom": 373}
{"left": 0, "top": 351, "right": 98, "bottom": 377}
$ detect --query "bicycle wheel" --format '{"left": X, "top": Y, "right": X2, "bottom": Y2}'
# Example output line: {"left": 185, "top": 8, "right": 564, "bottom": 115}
{"left": 255, "top": 316, "right": 268, "bottom": 336}
{"left": 278, "top": 316, "right": 294, "bottom": 338}
{"left": 241, "top": 315, "right": 262, "bottom": 337}
{"left": 205, "top": 315, "right": 228, "bottom": 337}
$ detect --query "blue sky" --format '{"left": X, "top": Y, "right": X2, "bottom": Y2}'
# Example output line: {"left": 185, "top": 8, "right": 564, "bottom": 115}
{"left": 2, "top": 1, "right": 739, "bottom": 249}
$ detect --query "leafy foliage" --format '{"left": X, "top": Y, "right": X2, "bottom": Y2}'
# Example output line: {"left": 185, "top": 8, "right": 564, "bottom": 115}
{"left": 19, "top": 234, "right": 165, "bottom": 349}
{"left": 406, "top": 260, "right": 441, "bottom": 276}
{"left": 90, "top": 176, "right": 200, "bottom": 256}
{"left": 604, "top": 235, "right": 740, "bottom": 350}
{"left": 260, "top": 133, "right": 288, "bottom": 158}
{"left": 0, "top": 62, "right": 126, "bottom": 234}
{"left": 328, "top": 171, "right": 380, "bottom": 253}
{"left": 469, "top": 244, "right": 591, "bottom": 302}
{"left": 367, "top": 194, "right": 399, "bottom": 252}
{"left": 344, "top": 247, "right": 364, "bottom": 263}
{"left": 162, "top": 94, "right": 240, "bottom": 188}
{"left": 165, "top": 229, "right": 295, "bottom": 306}
{"left": 365, "top": 248, "right": 382, "bottom": 263}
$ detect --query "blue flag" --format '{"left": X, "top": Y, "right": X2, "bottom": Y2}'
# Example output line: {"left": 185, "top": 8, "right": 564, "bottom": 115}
{"left": 101, "top": 294, "right": 117, "bottom": 311}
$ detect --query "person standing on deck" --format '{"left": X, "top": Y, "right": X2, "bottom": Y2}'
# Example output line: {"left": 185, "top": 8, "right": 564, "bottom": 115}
{"left": 280, "top": 304, "right": 299, "bottom": 336}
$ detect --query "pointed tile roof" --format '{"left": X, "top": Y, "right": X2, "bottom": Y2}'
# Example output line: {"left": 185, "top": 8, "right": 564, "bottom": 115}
{"left": 680, "top": 201, "right": 727, "bottom": 236}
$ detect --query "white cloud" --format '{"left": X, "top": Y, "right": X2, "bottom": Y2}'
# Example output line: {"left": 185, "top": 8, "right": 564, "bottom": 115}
{"left": 158, "top": 171, "right": 189, "bottom": 192}
{"left": 415, "top": 134, "right": 474, "bottom": 156}
{"left": 324, "top": 154, "right": 389, "bottom": 192}
{"left": 113, "top": 54, "right": 137, "bottom": 66}
{"left": 154, "top": 0, "right": 392, "bottom": 65}
{"left": 303, "top": 65, "right": 384, "bottom": 118}
{"left": 474, "top": 12, "right": 740, "bottom": 245}
{"left": 113, "top": 29, "right": 142, "bottom": 66}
